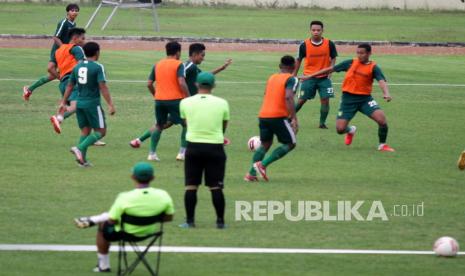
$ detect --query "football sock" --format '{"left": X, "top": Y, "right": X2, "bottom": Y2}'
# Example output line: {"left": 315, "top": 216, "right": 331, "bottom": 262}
{"left": 180, "top": 126, "right": 187, "bottom": 148}
{"left": 179, "top": 147, "right": 186, "bottom": 154}
{"left": 249, "top": 146, "right": 267, "bottom": 176}
{"left": 184, "top": 189, "right": 197, "bottom": 224}
{"left": 150, "top": 129, "right": 161, "bottom": 152}
{"left": 378, "top": 124, "right": 388, "bottom": 144}
{"left": 63, "top": 110, "right": 75, "bottom": 119}
{"left": 90, "top": 212, "right": 109, "bottom": 224}
{"left": 262, "top": 144, "right": 294, "bottom": 167}
{"left": 78, "top": 132, "right": 102, "bottom": 154}
{"left": 320, "top": 103, "right": 330, "bottom": 125}
{"left": 79, "top": 135, "right": 88, "bottom": 159}
{"left": 139, "top": 130, "right": 151, "bottom": 142}
{"left": 29, "top": 76, "right": 51, "bottom": 92}
{"left": 97, "top": 253, "right": 110, "bottom": 270}
{"left": 211, "top": 189, "right": 225, "bottom": 223}
{"left": 343, "top": 126, "right": 353, "bottom": 134}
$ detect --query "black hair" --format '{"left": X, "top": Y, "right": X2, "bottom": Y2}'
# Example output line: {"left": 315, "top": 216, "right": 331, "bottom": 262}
{"left": 68, "top": 27, "right": 86, "bottom": 39}
{"left": 66, "top": 3, "right": 80, "bottom": 12}
{"left": 358, "top": 43, "right": 372, "bottom": 53}
{"left": 189, "top": 43, "right": 206, "bottom": 56}
{"left": 166, "top": 41, "right": 181, "bottom": 56}
{"left": 83, "top": 42, "right": 100, "bottom": 57}
{"left": 310, "top": 20, "right": 324, "bottom": 28}
{"left": 280, "top": 55, "right": 296, "bottom": 67}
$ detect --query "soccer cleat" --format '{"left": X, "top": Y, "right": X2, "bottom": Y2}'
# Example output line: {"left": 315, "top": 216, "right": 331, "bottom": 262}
{"left": 147, "top": 152, "right": 160, "bottom": 161}
{"left": 176, "top": 152, "right": 185, "bottom": 161}
{"left": 78, "top": 161, "right": 93, "bottom": 168}
{"left": 178, "top": 222, "right": 196, "bottom": 229}
{"left": 318, "top": 124, "right": 328, "bottom": 129}
{"left": 50, "top": 115, "right": 62, "bottom": 134}
{"left": 378, "top": 144, "right": 395, "bottom": 152}
{"left": 93, "top": 140, "right": 106, "bottom": 146}
{"left": 224, "top": 137, "right": 231, "bottom": 146}
{"left": 74, "top": 217, "right": 95, "bottom": 229}
{"left": 129, "top": 138, "right": 141, "bottom": 148}
{"left": 92, "top": 266, "right": 111, "bottom": 273}
{"left": 253, "top": 161, "right": 268, "bottom": 181}
{"left": 243, "top": 173, "right": 259, "bottom": 182}
{"left": 216, "top": 222, "right": 226, "bottom": 229}
{"left": 70, "top": 146, "right": 85, "bottom": 165}
{"left": 23, "top": 86, "right": 32, "bottom": 101}
{"left": 345, "top": 126, "right": 357, "bottom": 145}
{"left": 458, "top": 151, "right": 465, "bottom": 170}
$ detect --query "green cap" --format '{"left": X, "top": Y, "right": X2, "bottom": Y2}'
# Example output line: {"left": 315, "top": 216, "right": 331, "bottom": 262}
{"left": 196, "top": 72, "right": 215, "bottom": 87}
{"left": 132, "top": 162, "right": 154, "bottom": 182}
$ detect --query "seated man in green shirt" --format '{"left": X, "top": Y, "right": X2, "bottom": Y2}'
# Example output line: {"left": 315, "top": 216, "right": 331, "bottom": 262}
{"left": 74, "top": 162, "right": 174, "bottom": 272}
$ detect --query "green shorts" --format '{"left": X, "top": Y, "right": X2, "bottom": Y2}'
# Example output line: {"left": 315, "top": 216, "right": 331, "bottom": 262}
{"left": 298, "top": 77, "right": 334, "bottom": 100}
{"left": 50, "top": 44, "right": 58, "bottom": 63}
{"left": 259, "top": 118, "right": 296, "bottom": 145}
{"left": 155, "top": 99, "right": 183, "bottom": 126}
{"left": 59, "top": 75, "right": 78, "bottom": 103}
{"left": 76, "top": 104, "right": 106, "bottom": 129}
{"left": 337, "top": 92, "right": 380, "bottom": 121}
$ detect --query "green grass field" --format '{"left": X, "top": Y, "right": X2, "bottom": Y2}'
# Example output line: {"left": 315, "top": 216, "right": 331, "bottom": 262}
{"left": 1, "top": 45, "right": 465, "bottom": 275}
{"left": 1, "top": 3, "right": 465, "bottom": 42}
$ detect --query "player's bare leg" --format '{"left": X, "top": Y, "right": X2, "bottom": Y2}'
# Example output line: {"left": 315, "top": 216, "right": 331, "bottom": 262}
{"left": 369, "top": 110, "right": 394, "bottom": 152}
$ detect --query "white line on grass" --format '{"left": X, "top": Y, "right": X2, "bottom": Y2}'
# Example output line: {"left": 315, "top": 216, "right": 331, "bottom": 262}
{"left": 1, "top": 78, "right": 465, "bottom": 87}
{"left": 0, "top": 244, "right": 463, "bottom": 255}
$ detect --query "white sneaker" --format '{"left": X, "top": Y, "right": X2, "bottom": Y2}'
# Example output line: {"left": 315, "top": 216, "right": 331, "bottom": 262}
{"left": 147, "top": 152, "right": 160, "bottom": 161}
{"left": 70, "top": 146, "right": 85, "bottom": 165}
{"left": 74, "top": 217, "right": 95, "bottom": 229}
{"left": 93, "top": 140, "right": 106, "bottom": 146}
{"left": 176, "top": 152, "right": 185, "bottom": 161}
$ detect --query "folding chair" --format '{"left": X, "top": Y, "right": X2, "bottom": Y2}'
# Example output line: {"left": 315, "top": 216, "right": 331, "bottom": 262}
{"left": 117, "top": 213, "right": 164, "bottom": 276}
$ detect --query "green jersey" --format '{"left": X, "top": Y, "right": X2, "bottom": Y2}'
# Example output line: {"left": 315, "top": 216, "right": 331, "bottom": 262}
{"left": 54, "top": 18, "right": 76, "bottom": 46}
{"left": 184, "top": 60, "right": 202, "bottom": 96}
{"left": 333, "top": 59, "right": 386, "bottom": 81}
{"left": 180, "top": 94, "right": 230, "bottom": 144}
{"left": 108, "top": 187, "right": 175, "bottom": 237}
{"left": 69, "top": 60, "right": 107, "bottom": 108}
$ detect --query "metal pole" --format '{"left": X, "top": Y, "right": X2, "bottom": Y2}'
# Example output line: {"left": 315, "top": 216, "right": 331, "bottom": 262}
{"left": 85, "top": 2, "right": 103, "bottom": 29}
{"left": 101, "top": 4, "right": 119, "bottom": 30}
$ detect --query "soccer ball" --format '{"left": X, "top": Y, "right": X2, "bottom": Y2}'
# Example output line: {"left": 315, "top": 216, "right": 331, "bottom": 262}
{"left": 433, "top": 236, "right": 459, "bottom": 257}
{"left": 247, "top": 136, "right": 261, "bottom": 151}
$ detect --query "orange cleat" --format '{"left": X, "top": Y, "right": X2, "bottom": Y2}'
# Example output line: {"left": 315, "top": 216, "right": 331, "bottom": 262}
{"left": 345, "top": 126, "right": 356, "bottom": 145}
{"left": 253, "top": 161, "right": 268, "bottom": 181}
{"left": 378, "top": 144, "right": 395, "bottom": 152}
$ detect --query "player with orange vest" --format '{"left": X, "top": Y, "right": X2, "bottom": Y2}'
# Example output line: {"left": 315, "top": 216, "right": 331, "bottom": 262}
{"left": 300, "top": 44, "right": 394, "bottom": 152}
{"left": 129, "top": 41, "right": 190, "bottom": 161}
{"left": 293, "top": 20, "right": 338, "bottom": 129}
{"left": 245, "top": 56, "right": 299, "bottom": 182}
{"left": 48, "top": 27, "right": 86, "bottom": 135}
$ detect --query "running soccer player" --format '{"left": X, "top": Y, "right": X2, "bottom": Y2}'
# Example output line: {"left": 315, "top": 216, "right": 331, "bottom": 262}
{"left": 245, "top": 55, "right": 299, "bottom": 182}
{"left": 49, "top": 27, "right": 86, "bottom": 134}
{"left": 293, "top": 20, "right": 337, "bottom": 129}
{"left": 23, "top": 3, "right": 80, "bottom": 101}
{"left": 129, "top": 41, "right": 189, "bottom": 162}
{"left": 61, "top": 42, "right": 115, "bottom": 166}
{"left": 300, "top": 44, "right": 394, "bottom": 152}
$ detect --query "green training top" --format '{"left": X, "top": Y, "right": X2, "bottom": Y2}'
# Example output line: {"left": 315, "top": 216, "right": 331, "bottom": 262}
{"left": 108, "top": 187, "right": 175, "bottom": 237}
{"left": 53, "top": 18, "right": 76, "bottom": 47}
{"left": 180, "top": 94, "right": 230, "bottom": 144}
{"left": 296, "top": 38, "right": 338, "bottom": 61}
{"left": 333, "top": 59, "right": 386, "bottom": 81}
{"left": 69, "top": 60, "right": 107, "bottom": 108}
{"left": 184, "top": 60, "right": 202, "bottom": 95}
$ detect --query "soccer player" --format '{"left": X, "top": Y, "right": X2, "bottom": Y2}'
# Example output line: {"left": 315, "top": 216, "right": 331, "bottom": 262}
{"left": 245, "top": 56, "right": 299, "bottom": 182}
{"left": 129, "top": 41, "right": 189, "bottom": 162}
{"left": 49, "top": 27, "right": 86, "bottom": 134}
{"left": 23, "top": 3, "right": 80, "bottom": 101}
{"left": 179, "top": 72, "right": 229, "bottom": 229}
{"left": 61, "top": 42, "right": 115, "bottom": 166}
{"left": 74, "top": 162, "right": 174, "bottom": 272}
{"left": 293, "top": 20, "right": 338, "bottom": 129}
{"left": 300, "top": 44, "right": 394, "bottom": 152}
{"left": 458, "top": 150, "right": 465, "bottom": 170}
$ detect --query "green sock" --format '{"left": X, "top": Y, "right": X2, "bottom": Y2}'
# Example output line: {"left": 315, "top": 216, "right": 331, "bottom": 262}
{"left": 262, "top": 144, "right": 293, "bottom": 167}
{"left": 320, "top": 103, "right": 330, "bottom": 125}
{"left": 29, "top": 76, "right": 51, "bottom": 92}
{"left": 64, "top": 110, "right": 75, "bottom": 119}
{"left": 139, "top": 130, "right": 151, "bottom": 142}
{"left": 79, "top": 135, "right": 88, "bottom": 159}
{"left": 150, "top": 129, "right": 162, "bottom": 152}
{"left": 180, "top": 126, "right": 187, "bottom": 148}
{"left": 78, "top": 132, "right": 102, "bottom": 154}
{"left": 343, "top": 126, "right": 352, "bottom": 134}
{"left": 378, "top": 125, "right": 388, "bottom": 144}
{"left": 248, "top": 146, "right": 267, "bottom": 176}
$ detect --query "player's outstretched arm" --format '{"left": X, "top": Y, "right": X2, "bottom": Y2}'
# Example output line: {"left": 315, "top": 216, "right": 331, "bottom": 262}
{"left": 378, "top": 80, "right": 392, "bottom": 102}
{"left": 299, "top": 66, "right": 334, "bottom": 81}
{"left": 211, "top": 58, "right": 232, "bottom": 75}
{"left": 100, "top": 82, "right": 115, "bottom": 115}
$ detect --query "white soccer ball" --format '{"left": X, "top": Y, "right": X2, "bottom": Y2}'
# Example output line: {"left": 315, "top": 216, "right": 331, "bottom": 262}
{"left": 247, "top": 136, "right": 261, "bottom": 151}
{"left": 433, "top": 236, "right": 459, "bottom": 257}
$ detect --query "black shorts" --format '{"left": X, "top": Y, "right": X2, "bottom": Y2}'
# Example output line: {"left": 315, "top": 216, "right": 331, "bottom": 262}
{"left": 102, "top": 222, "right": 143, "bottom": 242}
{"left": 184, "top": 142, "right": 226, "bottom": 188}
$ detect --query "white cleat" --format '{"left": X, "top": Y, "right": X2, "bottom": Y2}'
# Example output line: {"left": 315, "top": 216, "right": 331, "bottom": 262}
{"left": 70, "top": 146, "right": 85, "bottom": 165}
{"left": 93, "top": 140, "right": 106, "bottom": 146}
{"left": 147, "top": 152, "right": 160, "bottom": 161}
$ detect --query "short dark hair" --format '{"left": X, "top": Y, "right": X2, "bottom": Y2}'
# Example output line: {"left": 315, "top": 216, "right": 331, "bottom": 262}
{"left": 310, "top": 20, "right": 324, "bottom": 28}
{"left": 68, "top": 27, "right": 86, "bottom": 39}
{"left": 166, "top": 41, "right": 181, "bottom": 56}
{"left": 358, "top": 43, "right": 372, "bottom": 53}
{"left": 189, "top": 43, "right": 206, "bottom": 56}
{"left": 280, "top": 55, "right": 295, "bottom": 67}
{"left": 83, "top": 42, "right": 100, "bottom": 57}
{"left": 66, "top": 3, "right": 80, "bottom": 12}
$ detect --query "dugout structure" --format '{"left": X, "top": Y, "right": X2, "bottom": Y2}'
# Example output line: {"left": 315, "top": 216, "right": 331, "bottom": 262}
{"left": 85, "top": 0, "right": 162, "bottom": 31}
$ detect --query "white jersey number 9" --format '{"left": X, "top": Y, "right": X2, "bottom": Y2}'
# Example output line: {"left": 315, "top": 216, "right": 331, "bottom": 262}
{"left": 78, "top": 67, "right": 88, "bottom": 84}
